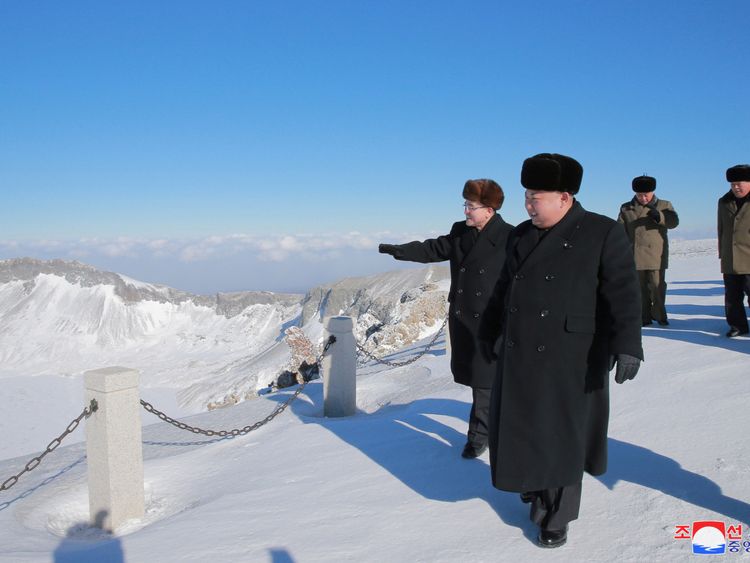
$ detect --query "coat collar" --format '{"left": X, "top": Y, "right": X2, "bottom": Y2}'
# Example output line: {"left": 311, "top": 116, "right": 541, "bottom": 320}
{"left": 480, "top": 213, "right": 509, "bottom": 246}
{"left": 513, "top": 201, "right": 586, "bottom": 272}
{"left": 461, "top": 213, "right": 507, "bottom": 265}
{"left": 630, "top": 195, "right": 658, "bottom": 207}
{"left": 720, "top": 190, "right": 750, "bottom": 211}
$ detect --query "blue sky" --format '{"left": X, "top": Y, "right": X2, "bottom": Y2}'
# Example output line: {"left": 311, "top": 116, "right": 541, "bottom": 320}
{"left": 1, "top": 1, "right": 748, "bottom": 293}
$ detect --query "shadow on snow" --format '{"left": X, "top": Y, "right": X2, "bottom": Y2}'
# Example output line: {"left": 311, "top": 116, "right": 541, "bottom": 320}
{"left": 291, "top": 395, "right": 536, "bottom": 541}
{"left": 599, "top": 438, "right": 750, "bottom": 525}
{"left": 0, "top": 456, "right": 86, "bottom": 513}
{"left": 52, "top": 510, "right": 125, "bottom": 563}
{"left": 668, "top": 279, "right": 724, "bottom": 298}
{"left": 642, "top": 317, "right": 750, "bottom": 355}
{"left": 280, "top": 392, "right": 750, "bottom": 539}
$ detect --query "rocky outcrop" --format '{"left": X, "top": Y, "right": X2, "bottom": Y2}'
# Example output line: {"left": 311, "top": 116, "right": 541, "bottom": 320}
{"left": 360, "top": 283, "right": 448, "bottom": 352}
{"left": 300, "top": 266, "right": 450, "bottom": 358}
{"left": 277, "top": 326, "right": 320, "bottom": 388}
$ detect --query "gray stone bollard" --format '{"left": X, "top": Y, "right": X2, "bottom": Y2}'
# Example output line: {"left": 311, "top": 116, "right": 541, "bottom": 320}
{"left": 84, "top": 367, "right": 145, "bottom": 532}
{"left": 322, "top": 316, "right": 356, "bottom": 417}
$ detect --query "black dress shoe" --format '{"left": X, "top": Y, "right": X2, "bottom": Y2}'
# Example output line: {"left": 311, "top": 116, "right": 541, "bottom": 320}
{"left": 657, "top": 319, "right": 669, "bottom": 326}
{"left": 642, "top": 320, "right": 653, "bottom": 327}
{"left": 726, "top": 328, "right": 749, "bottom": 338}
{"left": 461, "top": 442, "right": 487, "bottom": 458}
{"left": 537, "top": 525, "right": 568, "bottom": 548}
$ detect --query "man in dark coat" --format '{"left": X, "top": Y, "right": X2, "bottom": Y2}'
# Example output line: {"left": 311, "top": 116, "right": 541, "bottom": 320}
{"left": 379, "top": 179, "right": 513, "bottom": 459}
{"left": 618, "top": 175, "right": 679, "bottom": 326}
{"left": 480, "top": 154, "right": 643, "bottom": 548}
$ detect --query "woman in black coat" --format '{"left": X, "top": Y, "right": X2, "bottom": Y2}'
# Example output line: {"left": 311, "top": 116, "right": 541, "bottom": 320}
{"left": 379, "top": 179, "right": 513, "bottom": 458}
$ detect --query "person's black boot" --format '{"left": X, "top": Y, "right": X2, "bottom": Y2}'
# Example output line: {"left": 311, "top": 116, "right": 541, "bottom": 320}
{"left": 537, "top": 525, "right": 568, "bottom": 548}
{"left": 726, "top": 327, "right": 749, "bottom": 337}
{"left": 461, "top": 442, "right": 487, "bottom": 458}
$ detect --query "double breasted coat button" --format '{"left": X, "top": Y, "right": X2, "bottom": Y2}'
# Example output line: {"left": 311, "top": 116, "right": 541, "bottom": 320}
{"left": 460, "top": 267, "right": 466, "bottom": 272}
{"left": 479, "top": 269, "right": 485, "bottom": 274}
{"left": 473, "top": 313, "right": 480, "bottom": 318}
{"left": 457, "top": 289, "right": 463, "bottom": 294}
{"left": 514, "top": 273, "right": 524, "bottom": 280}
{"left": 540, "top": 309, "right": 549, "bottom": 317}
{"left": 509, "top": 306, "right": 518, "bottom": 313}
{"left": 455, "top": 310, "right": 462, "bottom": 316}
{"left": 537, "top": 345, "right": 546, "bottom": 352}
{"left": 545, "top": 274, "right": 555, "bottom": 281}
{"left": 507, "top": 340, "right": 515, "bottom": 348}
{"left": 563, "top": 241, "right": 572, "bottom": 249}
{"left": 475, "top": 291, "right": 482, "bottom": 296}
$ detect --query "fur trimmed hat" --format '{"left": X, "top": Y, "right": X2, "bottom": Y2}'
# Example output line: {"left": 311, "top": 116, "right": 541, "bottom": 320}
{"left": 726, "top": 164, "right": 750, "bottom": 183}
{"left": 632, "top": 175, "right": 656, "bottom": 193}
{"left": 520, "top": 153, "right": 583, "bottom": 194}
{"left": 462, "top": 179, "right": 504, "bottom": 210}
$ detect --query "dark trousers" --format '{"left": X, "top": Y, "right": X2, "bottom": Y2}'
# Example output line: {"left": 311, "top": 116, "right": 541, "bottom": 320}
{"left": 528, "top": 481, "right": 582, "bottom": 531}
{"left": 724, "top": 273, "right": 750, "bottom": 333}
{"left": 467, "top": 387, "right": 492, "bottom": 447}
{"left": 639, "top": 269, "right": 667, "bottom": 324}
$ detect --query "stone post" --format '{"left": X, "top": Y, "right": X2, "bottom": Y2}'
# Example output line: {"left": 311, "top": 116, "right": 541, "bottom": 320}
{"left": 84, "top": 367, "right": 145, "bottom": 532}
{"left": 322, "top": 316, "right": 356, "bottom": 417}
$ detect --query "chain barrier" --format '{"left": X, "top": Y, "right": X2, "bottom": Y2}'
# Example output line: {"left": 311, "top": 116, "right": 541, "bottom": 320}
{"left": 355, "top": 316, "right": 447, "bottom": 368}
{"left": 140, "top": 335, "right": 336, "bottom": 437}
{"left": 0, "top": 317, "right": 438, "bottom": 494}
{"left": 0, "top": 399, "right": 98, "bottom": 493}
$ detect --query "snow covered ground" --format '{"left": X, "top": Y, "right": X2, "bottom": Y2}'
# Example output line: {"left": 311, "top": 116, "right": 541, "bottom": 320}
{"left": 0, "top": 244, "right": 748, "bottom": 562}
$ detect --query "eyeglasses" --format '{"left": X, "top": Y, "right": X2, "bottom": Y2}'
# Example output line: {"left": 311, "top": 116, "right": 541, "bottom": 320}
{"left": 463, "top": 203, "right": 488, "bottom": 212}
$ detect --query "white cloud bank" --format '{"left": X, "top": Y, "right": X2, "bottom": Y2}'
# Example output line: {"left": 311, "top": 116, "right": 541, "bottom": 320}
{"left": 0, "top": 232, "right": 420, "bottom": 263}
{"left": 0, "top": 231, "right": 439, "bottom": 294}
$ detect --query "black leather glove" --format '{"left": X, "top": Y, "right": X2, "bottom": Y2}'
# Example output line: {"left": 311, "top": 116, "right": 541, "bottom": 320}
{"left": 378, "top": 243, "right": 404, "bottom": 258}
{"left": 647, "top": 208, "right": 660, "bottom": 223}
{"left": 609, "top": 354, "right": 641, "bottom": 384}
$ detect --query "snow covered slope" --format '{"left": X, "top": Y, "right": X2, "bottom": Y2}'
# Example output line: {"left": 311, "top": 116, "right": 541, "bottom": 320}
{"left": 0, "top": 258, "right": 450, "bottom": 457}
{"left": 0, "top": 259, "right": 301, "bottom": 410}
{"left": 0, "top": 239, "right": 747, "bottom": 562}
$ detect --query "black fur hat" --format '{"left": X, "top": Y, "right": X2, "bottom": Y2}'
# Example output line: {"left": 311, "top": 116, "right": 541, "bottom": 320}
{"left": 521, "top": 153, "right": 583, "bottom": 194}
{"left": 462, "top": 179, "right": 504, "bottom": 210}
{"left": 726, "top": 164, "right": 750, "bottom": 183}
{"left": 632, "top": 175, "right": 656, "bottom": 193}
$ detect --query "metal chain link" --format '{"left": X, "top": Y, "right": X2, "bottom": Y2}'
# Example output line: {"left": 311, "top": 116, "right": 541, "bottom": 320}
{"left": 355, "top": 317, "right": 447, "bottom": 368}
{"left": 1, "top": 399, "right": 98, "bottom": 493}
{"left": 140, "top": 335, "right": 336, "bottom": 436}
{"left": 0, "top": 320, "right": 440, "bottom": 493}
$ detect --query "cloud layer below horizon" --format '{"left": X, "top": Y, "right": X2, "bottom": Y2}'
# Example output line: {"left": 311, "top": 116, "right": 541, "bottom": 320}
{"left": 0, "top": 232, "right": 436, "bottom": 294}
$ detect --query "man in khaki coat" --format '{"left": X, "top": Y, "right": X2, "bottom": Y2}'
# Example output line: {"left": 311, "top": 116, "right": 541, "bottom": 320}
{"left": 618, "top": 175, "right": 679, "bottom": 326}
{"left": 718, "top": 164, "right": 750, "bottom": 337}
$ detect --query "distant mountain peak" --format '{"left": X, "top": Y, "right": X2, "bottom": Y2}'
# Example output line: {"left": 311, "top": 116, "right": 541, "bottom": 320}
{"left": 0, "top": 257, "right": 300, "bottom": 313}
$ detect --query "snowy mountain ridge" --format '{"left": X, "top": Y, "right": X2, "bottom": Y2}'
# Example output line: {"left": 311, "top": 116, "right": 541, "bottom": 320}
{"left": 0, "top": 257, "right": 300, "bottom": 316}
{"left": 0, "top": 257, "right": 450, "bottom": 413}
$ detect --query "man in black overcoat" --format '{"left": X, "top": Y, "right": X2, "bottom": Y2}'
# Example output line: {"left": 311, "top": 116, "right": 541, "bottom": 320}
{"left": 379, "top": 179, "right": 513, "bottom": 458}
{"left": 480, "top": 154, "right": 643, "bottom": 548}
